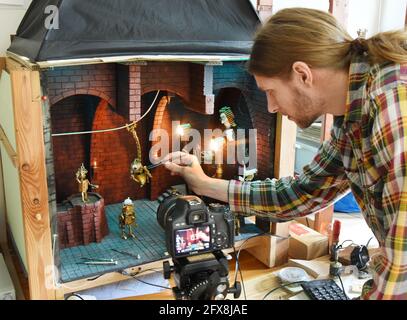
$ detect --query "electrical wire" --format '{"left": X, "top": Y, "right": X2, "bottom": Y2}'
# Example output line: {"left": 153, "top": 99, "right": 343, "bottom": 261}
{"left": 52, "top": 90, "right": 161, "bottom": 137}
{"left": 262, "top": 281, "right": 306, "bottom": 300}
{"left": 337, "top": 274, "right": 349, "bottom": 300}
{"left": 232, "top": 246, "right": 247, "bottom": 300}
{"left": 365, "top": 237, "right": 374, "bottom": 248}
{"left": 121, "top": 267, "right": 172, "bottom": 291}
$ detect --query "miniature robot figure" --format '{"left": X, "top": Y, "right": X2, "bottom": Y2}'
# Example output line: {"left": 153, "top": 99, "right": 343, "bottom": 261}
{"left": 119, "top": 197, "right": 137, "bottom": 240}
{"left": 130, "top": 159, "right": 152, "bottom": 188}
{"left": 75, "top": 163, "right": 99, "bottom": 203}
{"left": 127, "top": 122, "right": 152, "bottom": 188}
{"left": 219, "top": 106, "right": 237, "bottom": 142}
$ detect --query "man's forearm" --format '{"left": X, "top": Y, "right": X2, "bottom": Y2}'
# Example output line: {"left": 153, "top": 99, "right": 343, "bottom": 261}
{"left": 199, "top": 178, "right": 229, "bottom": 203}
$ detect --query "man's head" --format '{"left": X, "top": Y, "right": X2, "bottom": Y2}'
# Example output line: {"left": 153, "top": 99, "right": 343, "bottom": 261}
{"left": 248, "top": 8, "right": 353, "bottom": 128}
{"left": 248, "top": 8, "right": 407, "bottom": 128}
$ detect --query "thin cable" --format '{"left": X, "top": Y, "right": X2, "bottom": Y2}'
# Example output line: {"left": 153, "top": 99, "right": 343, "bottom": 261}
{"left": 262, "top": 281, "right": 306, "bottom": 300}
{"left": 121, "top": 268, "right": 172, "bottom": 291}
{"left": 338, "top": 239, "right": 355, "bottom": 249}
{"left": 52, "top": 90, "right": 161, "bottom": 137}
{"left": 233, "top": 246, "right": 246, "bottom": 300}
{"left": 365, "top": 237, "right": 374, "bottom": 248}
{"left": 337, "top": 274, "right": 348, "bottom": 300}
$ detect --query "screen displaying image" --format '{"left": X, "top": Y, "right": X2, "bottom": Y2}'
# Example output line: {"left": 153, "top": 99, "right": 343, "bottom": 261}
{"left": 175, "top": 226, "right": 211, "bottom": 255}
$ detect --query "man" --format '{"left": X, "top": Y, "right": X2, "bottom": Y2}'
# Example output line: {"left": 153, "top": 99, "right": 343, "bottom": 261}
{"left": 164, "top": 8, "right": 407, "bottom": 300}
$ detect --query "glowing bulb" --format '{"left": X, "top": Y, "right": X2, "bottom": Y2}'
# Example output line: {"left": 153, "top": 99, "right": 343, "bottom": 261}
{"left": 176, "top": 123, "right": 192, "bottom": 137}
{"left": 176, "top": 125, "right": 185, "bottom": 136}
{"left": 210, "top": 137, "right": 224, "bottom": 152}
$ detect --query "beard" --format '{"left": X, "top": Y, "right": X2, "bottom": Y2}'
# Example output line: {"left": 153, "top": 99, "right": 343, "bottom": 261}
{"left": 291, "top": 88, "right": 322, "bottom": 129}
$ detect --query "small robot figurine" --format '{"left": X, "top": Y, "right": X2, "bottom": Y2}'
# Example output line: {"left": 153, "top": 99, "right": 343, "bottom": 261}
{"left": 119, "top": 197, "right": 137, "bottom": 240}
{"left": 127, "top": 122, "right": 152, "bottom": 188}
{"left": 130, "top": 159, "right": 152, "bottom": 188}
{"left": 75, "top": 163, "right": 99, "bottom": 203}
{"left": 219, "top": 106, "right": 237, "bottom": 141}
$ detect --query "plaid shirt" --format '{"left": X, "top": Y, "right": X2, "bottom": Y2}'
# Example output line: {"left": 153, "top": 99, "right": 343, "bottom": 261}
{"left": 228, "top": 55, "right": 407, "bottom": 300}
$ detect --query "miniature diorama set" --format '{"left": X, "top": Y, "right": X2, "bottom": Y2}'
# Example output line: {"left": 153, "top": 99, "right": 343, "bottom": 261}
{"left": 0, "top": 0, "right": 282, "bottom": 297}
{"left": 46, "top": 58, "right": 276, "bottom": 283}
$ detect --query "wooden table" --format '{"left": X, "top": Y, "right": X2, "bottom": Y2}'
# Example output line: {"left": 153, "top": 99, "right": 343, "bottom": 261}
{"left": 123, "top": 250, "right": 297, "bottom": 300}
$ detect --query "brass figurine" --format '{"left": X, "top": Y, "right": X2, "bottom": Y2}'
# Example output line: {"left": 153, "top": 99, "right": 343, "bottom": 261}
{"left": 75, "top": 163, "right": 99, "bottom": 203}
{"left": 127, "top": 122, "right": 152, "bottom": 187}
{"left": 119, "top": 198, "right": 137, "bottom": 240}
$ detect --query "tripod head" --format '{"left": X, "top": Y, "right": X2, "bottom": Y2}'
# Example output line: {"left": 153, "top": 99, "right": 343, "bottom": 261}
{"left": 163, "top": 250, "right": 241, "bottom": 300}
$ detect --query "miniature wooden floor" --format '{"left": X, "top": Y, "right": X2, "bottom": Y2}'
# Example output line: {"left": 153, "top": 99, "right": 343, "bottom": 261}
{"left": 59, "top": 199, "right": 261, "bottom": 283}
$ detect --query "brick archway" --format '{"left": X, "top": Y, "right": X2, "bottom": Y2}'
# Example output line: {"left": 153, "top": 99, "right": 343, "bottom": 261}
{"left": 51, "top": 89, "right": 115, "bottom": 108}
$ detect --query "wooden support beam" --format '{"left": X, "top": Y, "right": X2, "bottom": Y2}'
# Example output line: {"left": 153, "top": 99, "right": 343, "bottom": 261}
{"left": 312, "top": 0, "right": 351, "bottom": 235}
{"left": 274, "top": 114, "right": 297, "bottom": 178}
{"left": 257, "top": 0, "right": 273, "bottom": 22}
{"left": 8, "top": 58, "right": 55, "bottom": 300}
{"left": 0, "top": 126, "right": 17, "bottom": 168}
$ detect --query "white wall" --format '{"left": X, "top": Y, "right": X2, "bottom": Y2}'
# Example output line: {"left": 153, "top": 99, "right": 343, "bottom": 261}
{"left": 0, "top": 1, "right": 31, "bottom": 57}
{"left": 272, "top": 0, "right": 329, "bottom": 12}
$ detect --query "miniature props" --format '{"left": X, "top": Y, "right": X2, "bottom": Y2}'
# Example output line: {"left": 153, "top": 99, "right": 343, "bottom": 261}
{"left": 119, "top": 197, "right": 137, "bottom": 240}
{"left": 75, "top": 163, "right": 99, "bottom": 203}
{"left": 127, "top": 122, "right": 152, "bottom": 187}
{"left": 219, "top": 106, "right": 237, "bottom": 142}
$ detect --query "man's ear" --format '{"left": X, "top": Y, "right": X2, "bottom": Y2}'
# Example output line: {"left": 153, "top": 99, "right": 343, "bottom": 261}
{"left": 292, "top": 61, "right": 313, "bottom": 87}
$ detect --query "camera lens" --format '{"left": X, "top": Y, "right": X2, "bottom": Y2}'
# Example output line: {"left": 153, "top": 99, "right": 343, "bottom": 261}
{"left": 156, "top": 194, "right": 179, "bottom": 229}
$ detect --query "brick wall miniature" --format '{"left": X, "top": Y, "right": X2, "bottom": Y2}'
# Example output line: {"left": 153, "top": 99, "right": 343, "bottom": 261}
{"left": 51, "top": 96, "right": 94, "bottom": 202}
{"left": 57, "top": 193, "right": 109, "bottom": 249}
{"left": 213, "top": 62, "right": 276, "bottom": 179}
{"left": 46, "top": 64, "right": 116, "bottom": 108}
{"left": 90, "top": 99, "right": 147, "bottom": 204}
{"left": 45, "top": 60, "right": 276, "bottom": 207}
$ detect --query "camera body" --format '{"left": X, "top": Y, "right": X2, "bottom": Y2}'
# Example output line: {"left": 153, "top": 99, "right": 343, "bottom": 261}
{"left": 157, "top": 192, "right": 235, "bottom": 259}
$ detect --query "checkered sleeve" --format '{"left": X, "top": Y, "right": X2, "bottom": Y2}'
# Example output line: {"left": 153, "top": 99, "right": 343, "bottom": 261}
{"left": 364, "top": 84, "right": 407, "bottom": 300}
{"left": 228, "top": 128, "right": 350, "bottom": 220}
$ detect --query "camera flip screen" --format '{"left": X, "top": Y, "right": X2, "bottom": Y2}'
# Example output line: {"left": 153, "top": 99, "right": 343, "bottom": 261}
{"left": 175, "top": 226, "right": 211, "bottom": 256}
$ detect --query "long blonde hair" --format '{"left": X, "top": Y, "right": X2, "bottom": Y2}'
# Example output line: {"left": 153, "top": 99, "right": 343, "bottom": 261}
{"left": 248, "top": 8, "right": 407, "bottom": 77}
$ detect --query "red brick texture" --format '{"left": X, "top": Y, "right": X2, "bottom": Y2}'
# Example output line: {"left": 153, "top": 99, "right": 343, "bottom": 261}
{"left": 90, "top": 99, "right": 147, "bottom": 204}
{"left": 51, "top": 95, "right": 92, "bottom": 203}
{"left": 47, "top": 61, "right": 276, "bottom": 206}
{"left": 46, "top": 64, "right": 116, "bottom": 107}
{"left": 57, "top": 194, "right": 109, "bottom": 249}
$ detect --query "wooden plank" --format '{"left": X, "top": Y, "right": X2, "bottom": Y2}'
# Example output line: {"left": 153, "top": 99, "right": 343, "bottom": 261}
{"left": 9, "top": 58, "right": 55, "bottom": 300}
{"left": 257, "top": 0, "right": 273, "bottom": 22}
{"left": 329, "top": 0, "right": 350, "bottom": 28}
{"left": 0, "top": 126, "right": 17, "bottom": 168}
{"left": 274, "top": 114, "right": 297, "bottom": 178}
{"left": 0, "top": 57, "right": 5, "bottom": 77}
{"left": 313, "top": 0, "right": 351, "bottom": 235}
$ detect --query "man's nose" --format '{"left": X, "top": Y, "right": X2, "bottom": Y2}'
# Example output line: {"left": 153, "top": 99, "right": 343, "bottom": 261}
{"left": 266, "top": 94, "right": 279, "bottom": 113}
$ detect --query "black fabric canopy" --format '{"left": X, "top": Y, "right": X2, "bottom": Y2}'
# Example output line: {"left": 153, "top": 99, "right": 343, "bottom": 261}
{"left": 8, "top": 0, "right": 260, "bottom": 62}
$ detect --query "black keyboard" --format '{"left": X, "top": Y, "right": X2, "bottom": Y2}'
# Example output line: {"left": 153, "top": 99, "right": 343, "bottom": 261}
{"left": 301, "top": 279, "right": 348, "bottom": 300}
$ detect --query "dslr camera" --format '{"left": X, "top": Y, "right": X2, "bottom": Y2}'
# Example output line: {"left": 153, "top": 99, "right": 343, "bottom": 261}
{"left": 157, "top": 190, "right": 235, "bottom": 258}
{"left": 156, "top": 189, "right": 240, "bottom": 300}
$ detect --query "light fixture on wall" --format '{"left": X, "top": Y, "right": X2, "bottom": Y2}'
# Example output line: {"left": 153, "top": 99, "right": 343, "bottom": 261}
{"left": 210, "top": 137, "right": 225, "bottom": 179}
{"left": 176, "top": 123, "right": 192, "bottom": 137}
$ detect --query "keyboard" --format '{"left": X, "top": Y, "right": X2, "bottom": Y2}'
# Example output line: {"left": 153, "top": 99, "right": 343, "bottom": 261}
{"left": 301, "top": 279, "right": 348, "bottom": 300}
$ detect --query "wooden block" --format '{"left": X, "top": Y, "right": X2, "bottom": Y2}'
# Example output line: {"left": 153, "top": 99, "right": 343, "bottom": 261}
{"left": 288, "top": 258, "right": 330, "bottom": 279}
{"left": 246, "top": 235, "right": 289, "bottom": 268}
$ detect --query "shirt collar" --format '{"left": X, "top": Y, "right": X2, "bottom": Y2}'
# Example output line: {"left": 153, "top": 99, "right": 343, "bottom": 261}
{"left": 342, "top": 55, "right": 372, "bottom": 127}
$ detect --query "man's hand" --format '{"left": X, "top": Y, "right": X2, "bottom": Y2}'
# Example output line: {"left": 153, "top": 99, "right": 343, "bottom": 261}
{"left": 162, "top": 151, "right": 209, "bottom": 195}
